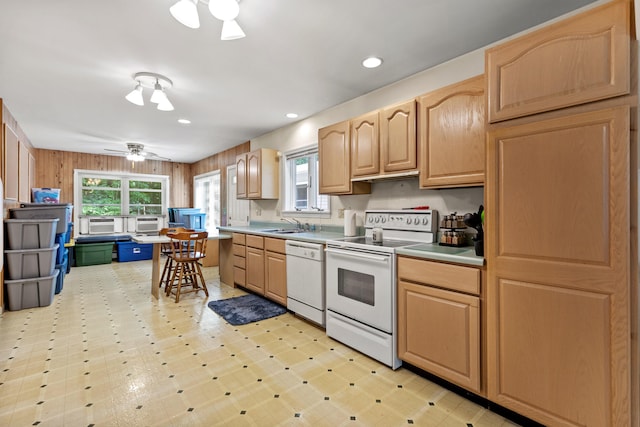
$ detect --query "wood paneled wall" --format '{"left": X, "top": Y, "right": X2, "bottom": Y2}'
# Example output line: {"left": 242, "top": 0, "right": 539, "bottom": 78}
{"left": 34, "top": 150, "right": 193, "bottom": 207}
{"left": 33, "top": 141, "right": 250, "bottom": 224}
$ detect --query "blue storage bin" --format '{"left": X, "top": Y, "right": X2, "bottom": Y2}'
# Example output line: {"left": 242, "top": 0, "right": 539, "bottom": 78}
{"left": 55, "top": 233, "right": 68, "bottom": 263}
{"left": 55, "top": 255, "right": 67, "bottom": 294}
{"left": 116, "top": 241, "right": 153, "bottom": 262}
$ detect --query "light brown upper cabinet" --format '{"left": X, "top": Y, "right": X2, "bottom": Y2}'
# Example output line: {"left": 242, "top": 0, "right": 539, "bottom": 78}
{"left": 4, "top": 124, "right": 19, "bottom": 201}
{"left": 351, "top": 111, "right": 380, "bottom": 177}
{"left": 235, "top": 153, "right": 247, "bottom": 198}
{"left": 486, "top": 0, "right": 630, "bottom": 123}
{"left": 318, "top": 120, "right": 370, "bottom": 195}
{"left": 236, "top": 148, "right": 279, "bottom": 199}
{"left": 418, "top": 75, "right": 485, "bottom": 188}
{"left": 380, "top": 100, "right": 417, "bottom": 173}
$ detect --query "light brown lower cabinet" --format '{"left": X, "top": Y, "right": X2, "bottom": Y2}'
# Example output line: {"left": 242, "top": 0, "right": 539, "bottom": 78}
{"left": 397, "top": 256, "right": 482, "bottom": 394}
{"left": 264, "top": 238, "right": 287, "bottom": 306}
{"left": 232, "top": 233, "right": 246, "bottom": 287}
{"left": 235, "top": 234, "right": 287, "bottom": 306}
{"left": 245, "top": 235, "right": 265, "bottom": 295}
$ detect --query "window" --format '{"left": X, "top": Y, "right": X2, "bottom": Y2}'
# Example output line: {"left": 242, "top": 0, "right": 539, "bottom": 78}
{"left": 76, "top": 170, "right": 168, "bottom": 217}
{"left": 283, "top": 146, "right": 329, "bottom": 215}
{"left": 194, "top": 171, "right": 221, "bottom": 233}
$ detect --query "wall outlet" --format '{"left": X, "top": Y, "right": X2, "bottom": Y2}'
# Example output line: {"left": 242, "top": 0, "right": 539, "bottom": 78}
{"left": 338, "top": 208, "right": 344, "bottom": 218}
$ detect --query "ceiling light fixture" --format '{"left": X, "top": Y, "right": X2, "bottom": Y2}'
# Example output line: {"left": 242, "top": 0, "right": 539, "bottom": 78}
{"left": 178, "top": 118, "right": 191, "bottom": 124}
{"left": 170, "top": 0, "right": 245, "bottom": 40}
{"left": 286, "top": 113, "right": 298, "bottom": 119}
{"left": 125, "top": 72, "right": 174, "bottom": 112}
{"left": 362, "top": 56, "right": 383, "bottom": 68}
{"left": 170, "top": 0, "right": 200, "bottom": 28}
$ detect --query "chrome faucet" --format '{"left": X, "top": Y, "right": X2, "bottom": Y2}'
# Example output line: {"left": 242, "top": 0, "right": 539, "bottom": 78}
{"left": 281, "top": 217, "right": 302, "bottom": 229}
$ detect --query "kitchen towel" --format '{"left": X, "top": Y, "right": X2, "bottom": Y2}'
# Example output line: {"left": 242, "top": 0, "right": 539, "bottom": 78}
{"left": 344, "top": 210, "right": 356, "bottom": 236}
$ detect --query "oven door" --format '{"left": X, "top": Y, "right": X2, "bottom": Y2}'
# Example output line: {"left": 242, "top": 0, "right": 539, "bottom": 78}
{"left": 325, "top": 246, "right": 394, "bottom": 333}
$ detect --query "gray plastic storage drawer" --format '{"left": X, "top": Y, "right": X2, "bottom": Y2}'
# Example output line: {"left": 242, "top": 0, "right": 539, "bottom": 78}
{"left": 4, "top": 244, "right": 59, "bottom": 280}
{"left": 5, "top": 218, "right": 59, "bottom": 250}
{"left": 5, "top": 270, "right": 59, "bottom": 311}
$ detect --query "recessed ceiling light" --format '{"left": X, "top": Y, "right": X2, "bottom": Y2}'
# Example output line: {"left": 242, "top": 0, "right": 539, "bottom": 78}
{"left": 286, "top": 113, "right": 298, "bottom": 119}
{"left": 178, "top": 118, "right": 191, "bottom": 124}
{"left": 362, "top": 56, "right": 383, "bottom": 68}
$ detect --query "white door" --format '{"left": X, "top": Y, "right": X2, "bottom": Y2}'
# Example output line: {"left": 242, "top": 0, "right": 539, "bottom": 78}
{"left": 226, "top": 165, "right": 249, "bottom": 226}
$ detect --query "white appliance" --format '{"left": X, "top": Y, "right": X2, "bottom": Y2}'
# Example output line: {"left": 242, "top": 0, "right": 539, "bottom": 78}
{"left": 134, "top": 216, "right": 162, "bottom": 233}
{"left": 286, "top": 240, "right": 326, "bottom": 326}
{"left": 325, "top": 209, "right": 438, "bottom": 369}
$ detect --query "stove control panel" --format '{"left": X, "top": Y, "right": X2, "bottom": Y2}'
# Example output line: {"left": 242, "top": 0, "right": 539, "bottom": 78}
{"left": 364, "top": 210, "right": 438, "bottom": 232}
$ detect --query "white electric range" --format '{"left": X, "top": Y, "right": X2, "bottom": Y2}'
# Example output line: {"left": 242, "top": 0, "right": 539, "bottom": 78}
{"left": 324, "top": 209, "right": 438, "bottom": 369}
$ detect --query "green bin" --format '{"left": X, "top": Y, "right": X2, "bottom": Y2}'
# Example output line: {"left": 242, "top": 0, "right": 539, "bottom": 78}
{"left": 75, "top": 242, "right": 114, "bottom": 266}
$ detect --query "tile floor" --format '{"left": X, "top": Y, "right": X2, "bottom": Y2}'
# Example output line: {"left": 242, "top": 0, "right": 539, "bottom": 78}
{"left": 0, "top": 260, "right": 521, "bottom": 426}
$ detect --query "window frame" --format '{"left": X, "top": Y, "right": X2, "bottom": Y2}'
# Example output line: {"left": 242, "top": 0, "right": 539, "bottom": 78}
{"left": 281, "top": 145, "right": 330, "bottom": 219}
{"left": 74, "top": 169, "right": 169, "bottom": 218}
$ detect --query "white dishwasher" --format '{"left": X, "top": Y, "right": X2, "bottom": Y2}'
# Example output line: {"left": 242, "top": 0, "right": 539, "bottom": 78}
{"left": 286, "top": 240, "right": 325, "bottom": 327}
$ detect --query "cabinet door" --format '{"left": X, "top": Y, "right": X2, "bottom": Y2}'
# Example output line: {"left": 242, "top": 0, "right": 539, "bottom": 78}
{"left": 236, "top": 154, "right": 247, "bottom": 199}
{"left": 265, "top": 250, "right": 287, "bottom": 306}
{"left": 4, "top": 124, "right": 19, "bottom": 200}
{"left": 18, "top": 141, "right": 30, "bottom": 203}
{"left": 486, "top": 0, "right": 630, "bottom": 123}
{"left": 380, "top": 100, "right": 416, "bottom": 173}
{"left": 245, "top": 246, "right": 265, "bottom": 295}
{"left": 419, "top": 75, "right": 485, "bottom": 188}
{"left": 247, "top": 150, "right": 262, "bottom": 198}
{"left": 318, "top": 121, "right": 352, "bottom": 194}
{"left": 351, "top": 111, "right": 379, "bottom": 177}
{"left": 486, "top": 106, "right": 631, "bottom": 426}
{"left": 398, "top": 279, "right": 480, "bottom": 393}
{"left": 29, "top": 151, "right": 36, "bottom": 196}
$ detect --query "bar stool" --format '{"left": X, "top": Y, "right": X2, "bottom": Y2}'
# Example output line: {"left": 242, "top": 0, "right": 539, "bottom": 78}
{"left": 158, "top": 227, "right": 193, "bottom": 290}
{"left": 165, "top": 231, "right": 209, "bottom": 303}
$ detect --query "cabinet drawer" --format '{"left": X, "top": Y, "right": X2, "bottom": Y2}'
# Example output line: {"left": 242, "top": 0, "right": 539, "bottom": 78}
{"left": 246, "top": 234, "right": 264, "bottom": 249}
{"left": 233, "top": 255, "right": 246, "bottom": 269}
{"left": 398, "top": 256, "right": 480, "bottom": 295}
{"left": 264, "top": 237, "right": 286, "bottom": 254}
{"left": 232, "top": 233, "right": 246, "bottom": 245}
{"left": 232, "top": 243, "right": 246, "bottom": 257}
{"left": 233, "top": 266, "right": 246, "bottom": 286}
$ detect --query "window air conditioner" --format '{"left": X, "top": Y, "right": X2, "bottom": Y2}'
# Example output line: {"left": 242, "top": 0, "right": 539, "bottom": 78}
{"left": 88, "top": 218, "right": 116, "bottom": 234}
{"left": 136, "top": 217, "right": 161, "bottom": 233}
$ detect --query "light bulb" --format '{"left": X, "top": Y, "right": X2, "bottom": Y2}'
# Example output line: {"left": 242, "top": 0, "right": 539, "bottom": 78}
{"left": 157, "top": 98, "right": 174, "bottom": 111}
{"left": 125, "top": 83, "right": 144, "bottom": 106}
{"left": 150, "top": 82, "right": 168, "bottom": 104}
{"left": 209, "top": 0, "right": 239, "bottom": 21}
{"left": 170, "top": 0, "right": 200, "bottom": 29}
{"left": 220, "top": 19, "right": 245, "bottom": 40}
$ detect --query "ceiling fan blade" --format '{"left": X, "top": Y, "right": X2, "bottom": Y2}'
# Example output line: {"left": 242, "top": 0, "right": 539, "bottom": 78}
{"left": 104, "top": 149, "right": 129, "bottom": 154}
{"left": 146, "top": 151, "right": 172, "bottom": 162}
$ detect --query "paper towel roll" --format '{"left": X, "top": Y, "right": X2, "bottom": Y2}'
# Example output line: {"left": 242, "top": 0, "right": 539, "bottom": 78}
{"left": 344, "top": 210, "right": 356, "bottom": 236}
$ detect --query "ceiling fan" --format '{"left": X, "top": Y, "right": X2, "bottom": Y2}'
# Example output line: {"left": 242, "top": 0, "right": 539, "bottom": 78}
{"left": 104, "top": 143, "right": 171, "bottom": 162}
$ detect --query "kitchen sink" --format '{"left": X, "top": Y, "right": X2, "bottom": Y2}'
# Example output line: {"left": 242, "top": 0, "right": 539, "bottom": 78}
{"left": 259, "top": 228, "right": 306, "bottom": 234}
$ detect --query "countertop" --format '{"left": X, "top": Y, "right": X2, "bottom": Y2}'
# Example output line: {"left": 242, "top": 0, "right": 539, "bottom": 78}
{"left": 217, "top": 225, "right": 345, "bottom": 245}
{"left": 396, "top": 243, "right": 484, "bottom": 267}
{"left": 218, "top": 225, "right": 485, "bottom": 267}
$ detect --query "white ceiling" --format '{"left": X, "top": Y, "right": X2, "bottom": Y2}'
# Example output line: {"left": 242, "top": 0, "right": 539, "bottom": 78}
{"left": 0, "top": 0, "right": 598, "bottom": 163}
